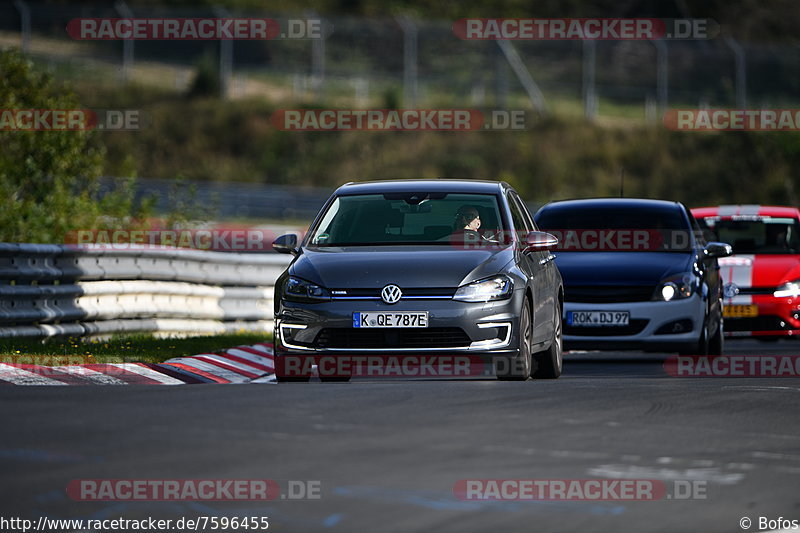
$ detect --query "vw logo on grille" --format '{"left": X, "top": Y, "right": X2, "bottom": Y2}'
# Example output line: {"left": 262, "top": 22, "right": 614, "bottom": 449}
{"left": 381, "top": 284, "right": 403, "bottom": 304}
{"left": 723, "top": 282, "right": 740, "bottom": 299}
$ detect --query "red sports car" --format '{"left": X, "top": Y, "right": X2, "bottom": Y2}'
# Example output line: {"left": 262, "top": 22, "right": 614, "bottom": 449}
{"left": 692, "top": 205, "right": 800, "bottom": 338}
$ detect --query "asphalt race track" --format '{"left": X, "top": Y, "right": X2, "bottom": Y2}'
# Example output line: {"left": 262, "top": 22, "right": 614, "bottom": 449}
{"left": 1, "top": 339, "right": 798, "bottom": 533}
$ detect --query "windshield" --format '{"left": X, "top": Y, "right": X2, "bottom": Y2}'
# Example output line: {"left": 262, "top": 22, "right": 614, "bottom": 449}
{"left": 698, "top": 217, "right": 800, "bottom": 255}
{"left": 535, "top": 205, "right": 694, "bottom": 252}
{"left": 308, "top": 192, "right": 506, "bottom": 246}
{"left": 536, "top": 205, "right": 688, "bottom": 231}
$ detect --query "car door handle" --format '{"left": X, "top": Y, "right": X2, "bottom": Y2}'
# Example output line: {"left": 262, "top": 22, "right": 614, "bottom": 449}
{"left": 539, "top": 254, "right": 556, "bottom": 265}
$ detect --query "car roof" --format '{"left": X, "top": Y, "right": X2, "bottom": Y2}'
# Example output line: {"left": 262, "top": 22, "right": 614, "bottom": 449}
{"left": 691, "top": 205, "right": 800, "bottom": 218}
{"left": 333, "top": 179, "right": 509, "bottom": 195}
{"left": 537, "top": 197, "right": 684, "bottom": 212}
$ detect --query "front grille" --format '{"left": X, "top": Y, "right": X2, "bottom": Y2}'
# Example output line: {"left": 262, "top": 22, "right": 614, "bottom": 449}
{"left": 564, "top": 319, "right": 649, "bottom": 336}
{"left": 330, "top": 287, "right": 456, "bottom": 298}
{"left": 725, "top": 315, "right": 792, "bottom": 332}
{"left": 737, "top": 287, "right": 774, "bottom": 295}
{"left": 565, "top": 286, "right": 654, "bottom": 303}
{"left": 314, "top": 327, "right": 471, "bottom": 349}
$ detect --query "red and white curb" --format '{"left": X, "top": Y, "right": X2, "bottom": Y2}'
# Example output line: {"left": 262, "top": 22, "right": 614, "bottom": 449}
{"left": 0, "top": 343, "right": 275, "bottom": 386}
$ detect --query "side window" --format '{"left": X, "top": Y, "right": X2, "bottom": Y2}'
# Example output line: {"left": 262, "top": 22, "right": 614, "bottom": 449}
{"left": 684, "top": 207, "right": 707, "bottom": 247}
{"left": 513, "top": 193, "right": 538, "bottom": 231}
{"left": 506, "top": 193, "right": 531, "bottom": 234}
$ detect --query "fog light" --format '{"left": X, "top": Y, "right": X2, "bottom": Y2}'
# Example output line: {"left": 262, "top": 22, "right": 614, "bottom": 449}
{"left": 655, "top": 319, "right": 693, "bottom": 335}
{"left": 279, "top": 323, "right": 312, "bottom": 350}
{"left": 470, "top": 322, "right": 512, "bottom": 349}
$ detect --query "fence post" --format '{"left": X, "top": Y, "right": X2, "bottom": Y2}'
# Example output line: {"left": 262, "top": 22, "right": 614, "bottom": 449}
{"left": 582, "top": 39, "right": 597, "bottom": 120}
{"left": 653, "top": 39, "right": 668, "bottom": 114}
{"left": 725, "top": 37, "right": 747, "bottom": 108}
{"left": 494, "top": 44, "right": 508, "bottom": 107}
{"left": 114, "top": 0, "right": 134, "bottom": 82}
{"left": 308, "top": 11, "right": 325, "bottom": 101}
{"left": 396, "top": 15, "right": 418, "bottom": 108}
{"left": 13, "top": 0, "right": 31, "bottom": 53}
{"left": 645, "top": 94, "right": 657, "bottom": 123}
{"left": 495, "top": 39, "right": 548, "bottom": 114}
{"left": 214, "top": 6, "right": 233, "bottom": 99}
{"left": 353, "top": 77, "right": 369, "bottom": 106}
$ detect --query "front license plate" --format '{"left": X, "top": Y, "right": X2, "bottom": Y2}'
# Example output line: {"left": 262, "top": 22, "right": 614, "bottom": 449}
{"left": 567, "top": 311, "right": 630, "bottom": 327}
{"left": 353, "top": 312, "right": 428, "bottom": 328}
{"left": 723, "top": 305, "right": 758, "bottom": 318}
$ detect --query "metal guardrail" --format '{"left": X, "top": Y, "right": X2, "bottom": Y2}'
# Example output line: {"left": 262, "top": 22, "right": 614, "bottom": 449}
{"left": 0, "top": 244, "right": 292, "bottom": 338}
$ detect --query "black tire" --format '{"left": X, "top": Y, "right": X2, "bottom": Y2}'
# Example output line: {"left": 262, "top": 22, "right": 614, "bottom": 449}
{"left": 274, "top": 351, "right": 312, "bottom": 382}
{"left": 532, "top": 303, "right": 563, "bottom": 379}
{"left": 680, "top": 321, "right": 709, "bottom": 355}
{"left": 320, "top": 376, "right": 351, "bottom": 382}
{"left": 708, "top": 301, "right": 724, "bottom": 356}
{"left": 275, "top": 376, "right": 311, "bottom": 383}
{"left": 495, "top": 296, "right": 533, "bottom": 380}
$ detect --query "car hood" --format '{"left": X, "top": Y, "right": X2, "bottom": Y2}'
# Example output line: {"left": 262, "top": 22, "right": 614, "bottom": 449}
{"left": 554, "top": 251, "right": 694, "bottom": 286}
{"left": 718, "top": 254, "right": 800, "bottom": 288}
{"left": 290, "top": 246, "right": 514, "bottom": 288}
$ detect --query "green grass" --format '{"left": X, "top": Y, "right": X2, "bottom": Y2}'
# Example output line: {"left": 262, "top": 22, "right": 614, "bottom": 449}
{"left": 0, "top": 333, "right": 272, "bottom": 365}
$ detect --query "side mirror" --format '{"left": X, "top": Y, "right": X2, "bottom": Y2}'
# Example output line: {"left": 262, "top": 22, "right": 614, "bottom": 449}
{"left": 704, "top": 241, "right": 732, "bottom": 259}
{"left": 272, "top": 234, "right": 299, "bottom": 255}
{"left": 525, "top": 231, "right": 559, "bottom": 251}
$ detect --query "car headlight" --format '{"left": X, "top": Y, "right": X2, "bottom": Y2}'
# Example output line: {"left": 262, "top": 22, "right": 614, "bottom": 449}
{"left": 774, "top": 281, "right": 800, "bottom": 298}
{"left": 284, "top": 276, "right": 330, "bottom": 302}
{"left": 453, "top": 276, "right": 513, "bottom": 302}
{"left": 655, "top": 273, "right": 696, "bottom": 301}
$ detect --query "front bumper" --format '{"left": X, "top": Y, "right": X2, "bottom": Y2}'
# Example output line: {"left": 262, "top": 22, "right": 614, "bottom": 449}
{"left": 724, "top": 294, "right": 800, "bottom": 337}
{"left": 563, "top": 295, "right": 705, "bottom": 352}
{"left": 274, "top": 290, "right": 526, "bottom": 358}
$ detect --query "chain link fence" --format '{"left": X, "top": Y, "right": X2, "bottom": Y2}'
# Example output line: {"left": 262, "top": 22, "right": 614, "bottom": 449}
{"left": 2, "top": 2, "right": 799, "bottom": 118}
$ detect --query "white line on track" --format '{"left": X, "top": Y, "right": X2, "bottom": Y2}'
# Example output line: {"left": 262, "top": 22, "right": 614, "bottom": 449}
{"left": 224, "top": 348, "right": 274, "bottom": 369}
{"left": 587, "top": 464, "right": 745, "bottom": 484}
{"left": 193, "top": 354, "right": 264, "bottom": 376}
{"left": 107, "top": 363, "right": 185, "bottom": 385}
{"left": 249, "top": 344, "right": 274, "bottom": 353}
{"left": 164, "top": 357, "right": 251, "bottom": 383}
{"left": 54, "top": 365, "right": 128, "bottom": 385}
{"left": 0, "top": 363, "right": 67, "bottom": 386}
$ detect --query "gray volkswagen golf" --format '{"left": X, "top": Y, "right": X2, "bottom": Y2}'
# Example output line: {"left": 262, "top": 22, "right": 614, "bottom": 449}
{"left": 271, "top": 180, "right": 563, "bottom": 381}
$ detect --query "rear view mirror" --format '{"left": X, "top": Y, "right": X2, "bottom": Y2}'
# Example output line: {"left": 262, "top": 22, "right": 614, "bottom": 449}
{"left": 399, "top": 203, "right": 432, "bottom": 214}
{"left": 525, "top": 231, "right": 559, "bottom": 251}
{"left": 273, "top": 234, "right": 299, "bottom": 254}
{"left": 704, "top": 241, "right": 733, "bottom": 259}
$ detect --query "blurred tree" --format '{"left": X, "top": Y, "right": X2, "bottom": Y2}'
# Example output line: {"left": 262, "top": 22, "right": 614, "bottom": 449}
{"left": 0, "top": 49, "right": 152, "bottom": 243}
{"left": 187, "top": 51, "right": 221, "bottom": 99}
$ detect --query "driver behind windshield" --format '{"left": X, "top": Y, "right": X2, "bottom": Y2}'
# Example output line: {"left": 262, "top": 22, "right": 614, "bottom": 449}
{"left": 451, "top": 205, "right": 501, "bottom": 245}
{"left": 454, "top": 205, "right": 481, "bottom": 234}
